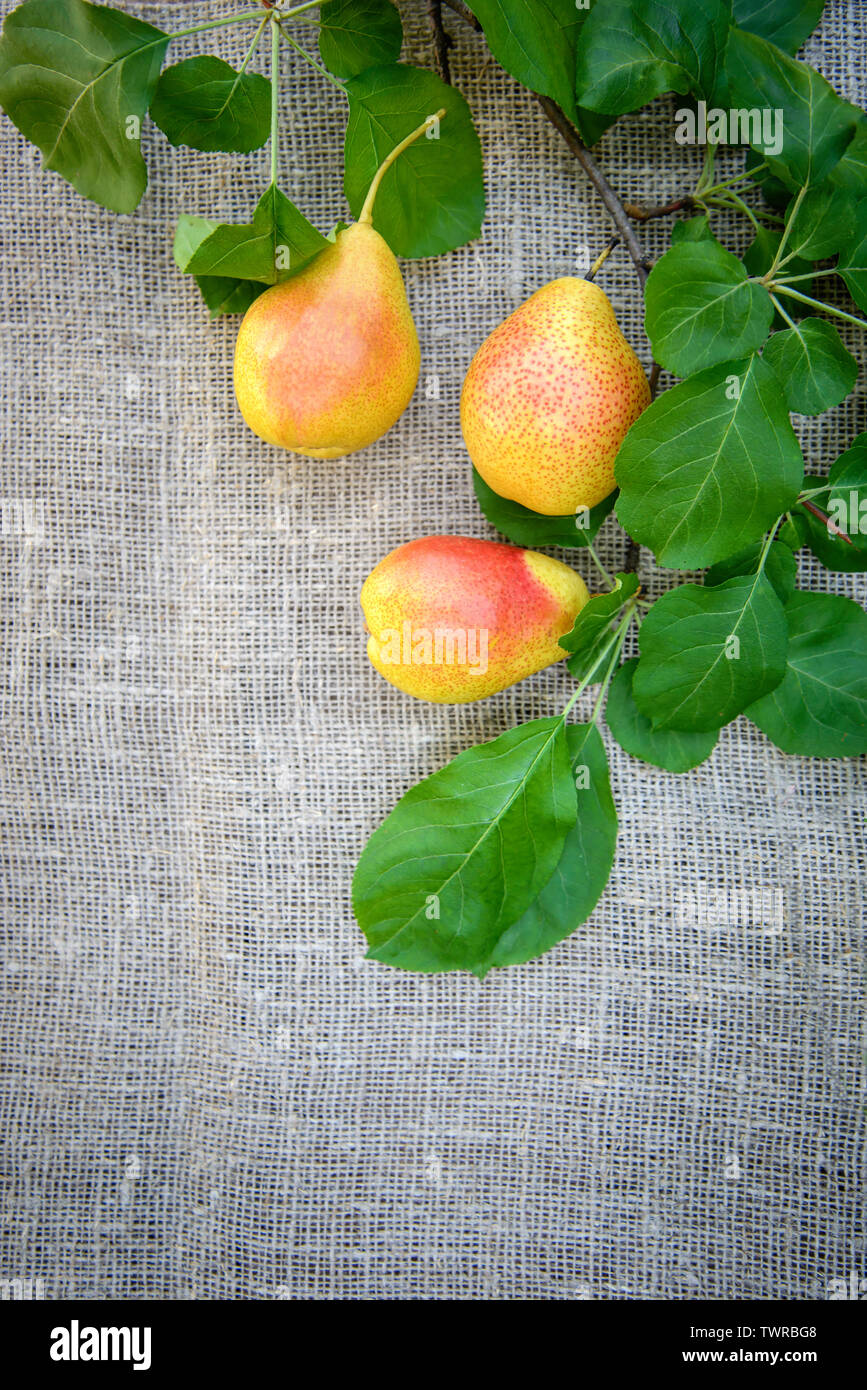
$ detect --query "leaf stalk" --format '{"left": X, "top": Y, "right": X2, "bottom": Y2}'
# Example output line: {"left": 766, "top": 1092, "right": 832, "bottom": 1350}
{"left": 772, "top": 284, "right": 867, "bottom": 331}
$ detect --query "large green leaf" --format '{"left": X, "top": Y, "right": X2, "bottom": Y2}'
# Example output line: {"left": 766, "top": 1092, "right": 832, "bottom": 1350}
{"left": 354, "top": 719, "right": 578, "bottom": 973}
{"left": 762, "top": 319, "right": 858, "bottom": 417}
{"left": 344, "top": 63, "right": 484, "bottom": 257}
{"left": 150, "top": 55, "right": 271, "bottom": 153}
{"left": 465, "top": 0, "right": 609, "bottom": 144}
{"left": 615, "top": 355, "right": 804, "bottom": 569}
{"left": 174, "top": 184, "right": 328, "bottom": 285}
{"left": 633, "top": 573, "right": 789, "bottom": 731}
{"left": 644, "top": 241, "right": 774, "bottom": 377}
{"left": 318, "top": 0, "right": 402, "bottom": 80}
{"left": 606, "top": 658, "right": 718, "bottom": 771}
{"left": 794, "top": 438, "right": 867, "bottom": 571}
{"left": 836, "top": 200, "right": 867, "bottom": 314}
{"left": 560, "top": 574, "right": 640, "bottom": 680}
{"left": 732, "top": 0, "right": 825, "bottom": 55}
{"left": 0, "top": 0, "right": 169, "bottom": 212}
{"left": 472, "top": 467, "right": 617, "bottom": 550}
{"left": 721, "top": 26, "right": 858, "bottom": 190}
{"left": 473, "top": 723, "right": 617, "bottom": 975}
{"left": 746, "top": 591, "right": 867, "bottom": 756}
{"left": 574, "top": 0, "right": 731, "bottom": 115}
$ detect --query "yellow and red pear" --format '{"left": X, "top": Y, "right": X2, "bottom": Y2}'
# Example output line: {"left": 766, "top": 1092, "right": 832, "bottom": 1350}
{"left": 234, "top": 222, "right": 419, "bottom": 457}
{"left": 233, "top": 111, "right": 445, "bottom": 458}
{"left": 461, "top": 277, "right": 650, "bottom": 514}
{"left": 361, "top": 535, "right": 590, "bottom": 703}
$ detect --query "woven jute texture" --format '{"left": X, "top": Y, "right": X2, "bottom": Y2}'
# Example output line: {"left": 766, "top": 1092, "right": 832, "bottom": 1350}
{"left": 1, "top": 0, "right": 865, "bottom": 1300}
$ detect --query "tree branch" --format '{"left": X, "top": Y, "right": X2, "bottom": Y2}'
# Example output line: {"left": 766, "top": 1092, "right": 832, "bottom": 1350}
{"left": 441, "top": 2, "right": 653, "bottom": 292}
{"left": 441, "top": 0, "right": 654, "bottom": 292}
{"left": 801, "top": 498, "right": 854, "bottom": 545}
{"left": 535, "top": 97, "right": 652, "bottom": 289}
{"left": 426, "top": 1, "right": 453, "bottom": 85}
{"left": 624, "top": 196, "right": 693, "bottom": 222}
{"left": 441, "top": 0, "right": 481, "bottom": 31}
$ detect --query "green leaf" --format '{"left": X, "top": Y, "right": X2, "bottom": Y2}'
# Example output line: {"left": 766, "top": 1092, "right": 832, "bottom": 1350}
{"left": 789, "top": 502, "right": 867, "bottom": 572}
{"left": 794, "top": 437, "right": 867, "bottom": 571}
{"left": 353, "top": 718, "right": 577, "bottom": 973}
{"left": 606, "top": 658, "right": 718, "bottom": 771}
{"left": 776, "top": 511, "right": 807, "bottom": 550}
{"left": 836, "top": 200, "right": 867, "bottom": 313}
{"left": 472, "top": 467, "right": 617, "bottom": 549}
{"left": 783, "top": 184, "right": 856, "bottom": 260}
{"left": 560, "top": 573, "right": 640, "bottom": 679}
{"left": 742, "top": 228, "right": 797, "bottom": 279}
{"left": 705, "top": 539, "right": 797, "bottom": 605}
{"left": 193, "top": 275, "right": 265, "bottom": 319}
{"left": 615, "top": 355, "right": 804, "bottom": 569}
{"left": 574, "top": 0, "right": 731, "bottom": 115}
{"left": 633, "top": 573, "right": 789, "bottom": 731}
{"left": 174, "top": 184, "right": 328, "bottom": 286}
{"left": 721, "top": 26, "right": 858, "bottom": 190}
{"left": 464, "top": 0, "right": 609, "bottom": 145}
{"left": 828, "top": 111, "right": 867, "bottom": 201}
{"left": 473, "top": 724, "right": 617, "bottom": 975}
{"left": 178, "top": 221, "right": 271, "bottom": 320}
{"left": 344, "top": 63, "right": 484, "bottom": 257}
{"left": 820, "top": 436, "right": 867, "bottom": 549}
{"left": 762, "top": 319, "right": 858, "bottom": 416}
{"left": 0, "top": 0, "right": 169, "bottom": 213}
{"left": 746, "top": 591, "right": 867, "bottom": 756}
{"left": 671, "top": 213, "right": 714, "bottom": 245}
{"left": 318, "top": 0, "right": 402, "bottom": 80}
{"left": 743, "top": 226, "right": 812, "bottom": 323}
{"left": 732, "top": 0, "right": 825, "bottom": 55}
{"left": 466, "top": 1, "right": 574, "bottom": 114}
{"left": 644, "top": 241, "right": 774, "bottom": 376}
{"left": 750, "top": 160, "right": 796, "bottom": 210}
{"left": 174, "top": 213, "right": 217, "bottom": 267}
{"left": 149, "top": 55, "right": 270, "bottom": 154}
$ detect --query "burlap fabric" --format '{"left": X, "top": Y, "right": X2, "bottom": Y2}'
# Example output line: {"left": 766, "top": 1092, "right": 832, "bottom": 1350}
{"left": 1, "top": 0, "right": 864, "bottom": 1300}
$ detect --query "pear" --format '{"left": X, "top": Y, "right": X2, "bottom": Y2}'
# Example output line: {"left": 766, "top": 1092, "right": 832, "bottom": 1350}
{"left": 461, "top": 278, "right": 650, "bottom": 515}
{"left": 361, "top": 535, "right": 590, "bottom": 703}
{"left": 233, "top": 111, "right": 445, "bottom": 458}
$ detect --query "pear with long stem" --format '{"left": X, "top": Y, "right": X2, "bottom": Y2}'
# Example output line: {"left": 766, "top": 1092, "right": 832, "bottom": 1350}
{"left": 234, "top": 110, "right": 445, "bottom": 458}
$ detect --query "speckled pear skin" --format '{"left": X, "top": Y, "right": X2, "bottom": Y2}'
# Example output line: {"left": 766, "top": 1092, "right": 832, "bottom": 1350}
{"left": 361, "top": 535, "right": 590, "bottom": 703}
{"left": 461, "top": 278, "right": 650, "bottom": 514}
{"left": 233, "top": 222, "right": 420, "bottom": 458}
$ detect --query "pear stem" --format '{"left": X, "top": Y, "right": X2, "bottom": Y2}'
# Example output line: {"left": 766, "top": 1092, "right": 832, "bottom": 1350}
{"left": 585, "top": 236, "right": 619, "bottom": 282}
{"left": 358, "top": 109, "right": 448, "bottom": 225}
